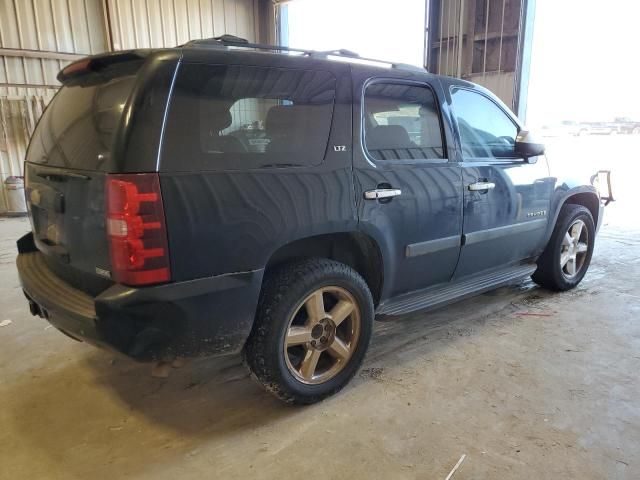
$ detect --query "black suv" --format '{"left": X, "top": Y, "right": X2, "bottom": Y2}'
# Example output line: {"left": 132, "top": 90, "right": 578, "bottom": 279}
{"left": 16, "top": 37, "right": 607, "bottom": 404}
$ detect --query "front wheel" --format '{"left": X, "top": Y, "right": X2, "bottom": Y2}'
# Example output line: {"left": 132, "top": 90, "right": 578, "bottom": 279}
{"left": 532, "top": 204, "right": 595, "bottom": 291}
{"left": 245, "top": 258, "right": 374, "bottom": 404}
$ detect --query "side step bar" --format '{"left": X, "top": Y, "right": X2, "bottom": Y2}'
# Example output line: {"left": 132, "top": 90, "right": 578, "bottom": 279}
{"left": 376, "top": 264, "right": 537, "bottom": 318}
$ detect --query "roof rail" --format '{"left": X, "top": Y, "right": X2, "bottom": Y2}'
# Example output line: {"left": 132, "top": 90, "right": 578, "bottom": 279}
{"left": 183, "top": 35, "right": 428, "bottom": 73}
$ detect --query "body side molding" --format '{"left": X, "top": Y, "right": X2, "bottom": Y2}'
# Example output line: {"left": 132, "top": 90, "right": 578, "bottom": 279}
{"left": 405, "top": 235, "right": 461, "bottom": 258}
{"left": 463, "top": 218, "right": 547, "bottom": 246}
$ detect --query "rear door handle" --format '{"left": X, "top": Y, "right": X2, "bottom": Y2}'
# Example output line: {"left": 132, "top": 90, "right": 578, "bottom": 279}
{"left": 364, "top": 188, "right": 402, "bottom": 200}
{"left": 468, "top": 182, "right": 496, "bottom": 191}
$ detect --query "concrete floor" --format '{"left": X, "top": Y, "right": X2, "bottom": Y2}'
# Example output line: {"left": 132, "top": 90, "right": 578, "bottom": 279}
{"left": 1, "top": 136, "right": 639, "bottom": 479}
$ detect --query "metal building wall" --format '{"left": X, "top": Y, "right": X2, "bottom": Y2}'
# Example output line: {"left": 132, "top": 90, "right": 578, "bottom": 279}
{"left": 104, "top": 0, "right": 259, "bottom": 50}
{"left": 0, "top": 0, "right": 108, "bottom": 95}
{"left": 427, "top": 0, "right": 529, "bottom": 113}
{"left": 0, "top": 0, "right": 264, "bottom": 213}
{"left": 0, "top": 0, "right": 108, "bottom": 213}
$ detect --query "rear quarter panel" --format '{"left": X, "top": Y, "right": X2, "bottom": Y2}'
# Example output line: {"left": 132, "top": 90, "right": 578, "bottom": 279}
{"left": 161, "top": 166, "right": 356, "bottom": 279}
{"left": 160, "top": 60, "right": 354, "bottom": 280}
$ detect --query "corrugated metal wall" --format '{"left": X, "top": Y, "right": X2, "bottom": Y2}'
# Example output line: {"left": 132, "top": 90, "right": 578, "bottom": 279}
{"left": 105, "top": 0, "right": 258, "bottom": 50}
{"left": 0, "top": 0, "right": 107, "bottom": 95}
{"left": 0, "top": 0, "right": 108, "bottom": 212}
{"left": 427, "top": 0, "right": 525, "bottom": 112}
{"left": 0, "top": 0, "right": 262, "bottom": 213}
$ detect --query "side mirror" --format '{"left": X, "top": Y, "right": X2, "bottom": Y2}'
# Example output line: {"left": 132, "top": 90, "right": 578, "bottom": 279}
{"left": 515, "top": 130, "right": 545, "bottom": 162}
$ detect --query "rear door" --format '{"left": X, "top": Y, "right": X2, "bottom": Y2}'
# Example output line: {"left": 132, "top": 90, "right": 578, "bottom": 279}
{"left": 353, "top": 71, "right": 464, "bottom": 298}
{"left": 24, "top": 52, "right": 177, "bottom": 292}
{"left": 446, "top": 85, "right": 553, "bottom": 278}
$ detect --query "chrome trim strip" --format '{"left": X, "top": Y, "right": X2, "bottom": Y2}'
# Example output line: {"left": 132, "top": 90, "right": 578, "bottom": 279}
{"left": 155, "top": 60, "right": 181, "bottom": 171}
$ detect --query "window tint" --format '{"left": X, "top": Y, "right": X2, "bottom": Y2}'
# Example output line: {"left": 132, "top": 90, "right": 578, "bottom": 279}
{"left": 450, "top": 88, "right": 518, "bottom": 159}
{"left": 363, "top": 83, "right": 444, "bottom": 161}
{"left": 26, "top": 61, "right": 142, "bottom": 171}
{"left": 161, "top": 64, "right": 336, "bottom": 170}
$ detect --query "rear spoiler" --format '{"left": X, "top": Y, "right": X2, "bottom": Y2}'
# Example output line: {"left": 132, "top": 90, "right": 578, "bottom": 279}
{"left": 57, "top": 50, "right": 152, "bottom": 85}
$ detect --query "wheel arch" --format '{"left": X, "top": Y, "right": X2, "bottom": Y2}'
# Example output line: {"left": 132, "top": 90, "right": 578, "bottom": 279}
{"left": 564, "top": 191, "right": 600, "bottom": 225}
{"left": 264, "top": 232, "right": 385, "bottom": 307}
{"left": 544, "top": 187, "right": 600, "bottom": 245}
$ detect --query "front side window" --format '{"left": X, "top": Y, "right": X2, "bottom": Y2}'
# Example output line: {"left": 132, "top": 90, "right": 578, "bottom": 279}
{"left": 162, "top": 64, "right": 336, "bottom": 170}
{"left": 363, "top": 82, "right": 445, "bottom": 161}
{"left": 450, "top": 88, "right": 518, "bottom": 159}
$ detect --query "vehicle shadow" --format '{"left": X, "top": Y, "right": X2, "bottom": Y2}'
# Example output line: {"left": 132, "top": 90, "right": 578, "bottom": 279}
{"left": 4, "top": 347, "right": 293, "bottom": 478}
{"left": 81, "top": 277, "right": 555, "bottom": 431}
{"left": 5, "top": 278, "right": 566, "bottom": 478}
{"left": 84, "top": 350, "right": 291, "bottom": 431}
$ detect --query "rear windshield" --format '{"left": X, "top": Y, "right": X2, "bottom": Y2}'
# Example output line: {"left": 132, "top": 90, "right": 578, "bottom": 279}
{"left": 161, "top": 63, "right": 336, "bottom": 171}
{"left": 26, "top": 61, "right": 142, "bottom": 171}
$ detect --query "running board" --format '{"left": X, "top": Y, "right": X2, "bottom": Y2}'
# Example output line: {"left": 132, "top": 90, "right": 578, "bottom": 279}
{"left": 376, "top": 264, "right": 537, "bottom": 318}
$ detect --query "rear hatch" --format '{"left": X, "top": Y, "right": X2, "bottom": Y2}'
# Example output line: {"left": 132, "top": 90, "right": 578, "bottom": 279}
{"left": 24, "top": 51, "right": 178, "bottom": 295}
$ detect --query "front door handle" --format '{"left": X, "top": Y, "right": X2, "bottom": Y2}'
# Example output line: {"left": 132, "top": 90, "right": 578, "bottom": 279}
{"left": 468, "top": 181, "right": 496, "bottom": 192}
{"left": 364, "top": 188, "right": 402, "bottom": 200}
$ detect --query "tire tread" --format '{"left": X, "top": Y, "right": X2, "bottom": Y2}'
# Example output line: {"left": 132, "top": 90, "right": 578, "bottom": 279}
{"left": 532, "top": 204, "right": 594, "bottom": 291}
{"left": 244, "top": 258, "right": 373, "bottom": 404}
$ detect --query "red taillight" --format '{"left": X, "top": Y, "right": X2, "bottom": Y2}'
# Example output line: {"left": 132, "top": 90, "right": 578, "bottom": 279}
{"left": 106, "top": 173, "right": 171, "bottom": 286}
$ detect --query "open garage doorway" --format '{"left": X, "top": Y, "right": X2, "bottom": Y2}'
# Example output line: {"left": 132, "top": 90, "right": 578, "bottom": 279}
{"left": 526, "top": 0, "right": 640, "bottom": 230}
{"left": 278, "top": 0, "right": 427, "bottom": 67}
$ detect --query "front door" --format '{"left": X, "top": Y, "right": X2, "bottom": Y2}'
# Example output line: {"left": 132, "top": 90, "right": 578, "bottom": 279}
{"left": 353, "top": 73, "right": 464, "bottom": 298}
{"left": 447, "top": 86, "right": 553, "bottom": 278}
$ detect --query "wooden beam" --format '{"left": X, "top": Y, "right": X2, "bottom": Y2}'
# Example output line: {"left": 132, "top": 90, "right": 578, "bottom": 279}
{"left": 474, "top": 29, "right": 519, "bottom": 41}
{"left": 431, "top": 35, "right": 468, "bottom": 49}
{"left": 463, "top": 0, "right": 477, "bottom": 77}
{"left": 0, "top": 82, "right": 60, "bottom": 90}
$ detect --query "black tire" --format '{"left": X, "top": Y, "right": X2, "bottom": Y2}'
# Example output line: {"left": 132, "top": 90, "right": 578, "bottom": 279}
{"left": 244, "top": 258, "right": 374, "bottom": 404}
{"left": 532, "top": 204, "right": 595, "bottom": 291}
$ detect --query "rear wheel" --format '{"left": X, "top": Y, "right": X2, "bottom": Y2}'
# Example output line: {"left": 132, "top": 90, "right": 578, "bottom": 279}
{"left": 245, "top": 258, "right": 373, "bottom": 404}
{"left": 532, "top": 204, "right": 595, "bottom": 291}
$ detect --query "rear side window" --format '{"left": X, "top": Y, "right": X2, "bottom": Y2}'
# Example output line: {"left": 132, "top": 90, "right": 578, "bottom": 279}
{"left": 161, "top": 64, "right": 336, "bottom": 170}
{"left": 363, "top": 82, "right": 445, "bottom": 161}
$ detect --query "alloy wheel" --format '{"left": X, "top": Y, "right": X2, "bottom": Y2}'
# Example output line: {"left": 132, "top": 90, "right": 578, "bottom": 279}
{"left": 560, "top": 219, "right": 589, "bottom": 278}
{"left": 283, "top": 286, "right": 361, "bottom": 385}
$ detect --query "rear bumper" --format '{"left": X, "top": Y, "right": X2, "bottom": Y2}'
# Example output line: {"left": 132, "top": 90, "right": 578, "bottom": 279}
{"left": 17, "top": 235, "right": 263, "bottom": 361}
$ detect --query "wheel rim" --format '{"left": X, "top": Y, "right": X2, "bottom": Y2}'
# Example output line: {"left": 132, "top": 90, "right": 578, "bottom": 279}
{"left": 283, "top": 286, "right": 361, "bottom": 385}
{"left": 560, "top": 219, "right": 589, "bottom": 278}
